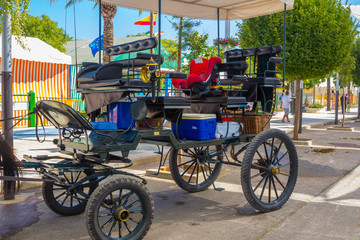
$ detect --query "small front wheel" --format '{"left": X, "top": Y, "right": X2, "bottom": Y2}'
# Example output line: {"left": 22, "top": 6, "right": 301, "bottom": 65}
{"left": 42, "top": 169, "right": 98, "bottom": 216}
{"left": 169, "top": 145, "right": 222, "bottom": 192}
{"left": 241, "top": 129, "right": 298, "bottom": 212}
{"left": 86, "top": 176, "right": 154, "bottom": 240}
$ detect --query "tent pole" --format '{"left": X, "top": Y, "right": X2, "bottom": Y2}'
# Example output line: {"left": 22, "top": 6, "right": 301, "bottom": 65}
{"left": 99, "top": 0, "right": 102, "bottom": 64}
{"left": 282, "top": 3, "right": 287, "bottom": 91}
{"left": 1, "top": 11, "right": 15, "bottom": 200}
{"left": 217, "top": 8, "right": 220, "bottom": 57}
{"left": 73, "top": 4, "right": 78, "bottom": 68}
{"left": 158, "top": 0, "right": 161, "bottom": 67}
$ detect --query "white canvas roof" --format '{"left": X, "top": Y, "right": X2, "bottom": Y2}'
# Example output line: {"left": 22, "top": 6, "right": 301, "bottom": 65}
{"left": 103, "top": 0, "right": 294, "bottom": 20}
{"left": 348, "top": 5, "right": 360, "bottom": 21}
{"left": 0, "top": 36, "right": 71, "bottom": 65}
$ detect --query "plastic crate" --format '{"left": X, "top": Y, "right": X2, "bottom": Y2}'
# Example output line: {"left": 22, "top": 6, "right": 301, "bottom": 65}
{"left": 107, "top": 101, "right": 135, "bottom": 129}
{"left": 172, "top": 114, "right": 216, "bottom": 140}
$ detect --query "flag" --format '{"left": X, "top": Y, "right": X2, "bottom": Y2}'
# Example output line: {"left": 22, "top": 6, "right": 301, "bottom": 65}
{"left": 89, "top": 35, "right": 103, "bottom": 57}
{"left": 154, "top": 31, "right": 164, "bottom": 36}
{"left": 134, "top": 13, "right": 157, "bottom": 25}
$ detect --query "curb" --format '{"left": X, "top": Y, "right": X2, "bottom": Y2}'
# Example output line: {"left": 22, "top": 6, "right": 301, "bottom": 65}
{"left": 282, "top": 116, "right": 358, "bottom": 134}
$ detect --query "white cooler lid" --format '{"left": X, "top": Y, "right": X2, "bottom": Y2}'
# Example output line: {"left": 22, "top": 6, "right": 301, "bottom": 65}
{"left": 182, "top": 113, "right": 216, "bottom": 120}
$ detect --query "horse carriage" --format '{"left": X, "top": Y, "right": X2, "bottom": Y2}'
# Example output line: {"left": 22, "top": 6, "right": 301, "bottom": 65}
{"left": 0, "top": 1, "right": 298, "bottom": 239}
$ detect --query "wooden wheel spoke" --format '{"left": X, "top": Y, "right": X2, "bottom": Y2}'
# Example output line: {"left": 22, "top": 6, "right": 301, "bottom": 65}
{"left": 263, "top": 142, "right": 270, "bottom": 162}
{"left": 63, "top": 174, "right": 71, "bottom": 185}
{"left": 118, "top": 222, "right": 122, "bottom": 238}
{"left": 126, "top": 200, "right": 140, "bottom": 210}
{"left": 119, "top": 189, "right": 123, "bottom": 205}
{"left": 259, "top": 175, "right": 269, "bottom": 201}
{"left": 250, "top": 172, "right": 262, "bottom": 180}
{"left": 200, "top": 165, "right": 207, "bottom": 181}
{"left": 272, "top": 140, "right": 283, "bottom": 164}
{"left": 122, "top": 192, "right": 134, "bottom": 206}
{"left": 273, "top": 175, "right": 286, "bottom": 189}
{"left": 101, "top": 202, "right": 112, "bottom": 210}
{"left": 108, "top": 220, "right": 117, "bottom": 236}
{"left": 110, "top": 193, "right": 117, "bottom": 207}
{"left": 55, "top": 191, "right": 67, "bottom": 200}
{"left": 274, "top": 151, "right": 288, "bottom": 165}
{"left": 180, "top": 161, "right": 196, "bottom": 177}
{"left": 279, "top": 172, "right": 290, "bottom": 177}
{"left": 251, "top": 163, "right": 267, "bottom": 170}
{"left": 177, "top": 158, "right": 196, "bottom": 168}
{"left": 124, "top": 221, "right": 132, "bottom": 233}
{"left": 60, "top": 194, "right": 69, "bottom": 205}
{"left": 253, "top": 174, "right": 267, "bottom": 192}
{"left": 101, "top": 217, "right": 114, "bottom": 229}
{"left": 99, "top": 213, "right": 112, "bottom": 217}
{"left": 129, "top": 217, "right": 140, "bottom": 224}
{"left": 271, "top": 175, "right": 279, "bottom": 199}
{"left": 196, "top": 164, "right": 199, "bottom": 185}
{"left": 279, "top": 162, "right": 290, "bottom": 168}
{"left": 268, "top": 175, "right": 272, "bottom": 202}
{"left": 187, "top": 162, "right": 197, "bottom": 183}
{"left": 256, "top": 150, "right": 269, "bottom": 167}
{"left": 270, "top": 138, "right": 275, "bottom": 160}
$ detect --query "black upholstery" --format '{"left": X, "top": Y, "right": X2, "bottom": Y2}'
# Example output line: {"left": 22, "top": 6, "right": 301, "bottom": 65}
{"left": 104, "top": 37, "right": 158, "bottom": 56}
{"left": 169, "top": 72, "right": 187, "bottom": 79}
{"left": 137, "top": 96, "right": 190, "bottom": 109}
{"left": 36, "top": 100, "right": 93, "bottom": 130}
{"left": 95, "top": 62, "right": 123, "bottom": 80}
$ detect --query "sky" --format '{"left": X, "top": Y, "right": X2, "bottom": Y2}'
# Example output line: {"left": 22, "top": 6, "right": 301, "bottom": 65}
{"left": 29, "top": 0, "right": 239, "bottom": 43}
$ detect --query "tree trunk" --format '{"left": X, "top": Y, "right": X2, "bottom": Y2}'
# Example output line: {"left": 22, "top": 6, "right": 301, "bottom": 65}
{"left": 101, "top": 3, "right": 117, "bottom": 64}
{"left": 342, "top": 87, "right": 345, "bottom": 128}
{"left": 326, "top": 75, "right": 331, "bottom": 111}
{"left": 150, "top": 12, "right": 154, "bottom": 53}
{"left": 177, "top": 17, "right": 183, "bottom": 72}
{"left": 313, "top": 83, "right": 316, "bottom": 104}
{"left": 347, "top": 81, "right": 351, "bottom": 105}
{"left": 293, "top": 77, "right": 301, "bottom": 140}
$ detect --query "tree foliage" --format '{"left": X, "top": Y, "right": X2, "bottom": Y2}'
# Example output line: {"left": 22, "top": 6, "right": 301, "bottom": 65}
{"left": 22, "top": 14, "right": 72, "bottom": 52}
{"left": 352, "top": 37, "right": 360, "bottom": 87}
{"left": 237, "top": 0, "right": 357, "bottom": 82}
{"left": 0, "top": 0, "right": 30, "bottom": 37}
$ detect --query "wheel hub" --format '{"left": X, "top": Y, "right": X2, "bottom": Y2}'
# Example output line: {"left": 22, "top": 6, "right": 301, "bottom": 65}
{"left": 115, "top": 208, "right": 130, "bottom": 222}
{"left": 270, "top": 166, "right": 280, "bottom": 175}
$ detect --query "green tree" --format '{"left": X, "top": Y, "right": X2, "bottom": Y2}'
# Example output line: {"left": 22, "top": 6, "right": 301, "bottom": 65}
{"left": 167, "top": 17, "right": 202, "bottom": 71}
{"left": 0, "top": 0, "right": 30, "bottom": 38}
{"left": 21, "top": 14, "right": 72, "bottom": 52}
{"left": 352, "top": 37, "right": 360, "bottom": 87}
{"left": 126, "top": 32, "right": 148, "bottom": 37}
{"left": 236, "top": 0, "right": 356, "bottom": 139}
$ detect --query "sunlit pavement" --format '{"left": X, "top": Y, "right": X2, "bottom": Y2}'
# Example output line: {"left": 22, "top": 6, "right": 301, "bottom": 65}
{"left": 1, "top": 109, "right": 360, "bottom": 239}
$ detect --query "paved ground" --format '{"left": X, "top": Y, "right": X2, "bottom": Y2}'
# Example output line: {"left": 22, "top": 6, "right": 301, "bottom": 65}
{"left": 1, "top": 109, "right": 360, "bottom": 239}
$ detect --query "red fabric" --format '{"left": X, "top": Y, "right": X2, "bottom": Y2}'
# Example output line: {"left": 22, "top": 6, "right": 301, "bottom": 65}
{"left": 190, "top": 58, "right": 209, "bottom": 76}
{"left": 171, "top": 78, "right": 186, "bottom": 89}
{"left": 171, "top": 57, "right": 222, "bottom": 89}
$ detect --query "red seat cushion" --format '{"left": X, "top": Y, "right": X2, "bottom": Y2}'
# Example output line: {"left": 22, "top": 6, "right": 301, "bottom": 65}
{"left": 171, "top": 57, "right": 222, "bottom": 89}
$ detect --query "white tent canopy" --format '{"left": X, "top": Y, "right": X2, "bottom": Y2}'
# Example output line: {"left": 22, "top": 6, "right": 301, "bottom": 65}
{"left": 0, "top": 36, "right": 71, "bottom": 65}
{"left": 103, "top": 0, "right": 294, "bottom": 20}
{"left": 348, "top": 5, "right": 360, "bottom": 21}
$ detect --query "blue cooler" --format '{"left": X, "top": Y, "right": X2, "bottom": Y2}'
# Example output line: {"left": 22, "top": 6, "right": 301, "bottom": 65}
{"left": 172, "top": 113, "right": 216, "bottom": 140}
{"left": 107, "top": 101, "right": 135, "bottom": 129}
{"left": 91, "top": 122, "right": 118, "bottom": 130}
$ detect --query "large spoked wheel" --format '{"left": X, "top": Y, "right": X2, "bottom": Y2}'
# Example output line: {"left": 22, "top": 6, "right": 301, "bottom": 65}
{"left": 169, "top": 145, "right": 223, "bottom": 192}
{"left": 241, "top": 129, "right": 298, "bottom": 212}
{"left": 43, "top": 169, "right": 98, "bottom": 216}
{"left": 86, "top": 176, "right": 154, "bottom": 240}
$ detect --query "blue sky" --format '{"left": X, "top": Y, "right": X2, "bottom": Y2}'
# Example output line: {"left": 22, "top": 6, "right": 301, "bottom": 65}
{"left": 29, "top": 0, "right": 239, "bottom": 43}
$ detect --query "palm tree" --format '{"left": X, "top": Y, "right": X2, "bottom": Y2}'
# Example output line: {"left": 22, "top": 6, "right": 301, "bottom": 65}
{"left": 50, "top": 0, "right": 117, "bottom": 63}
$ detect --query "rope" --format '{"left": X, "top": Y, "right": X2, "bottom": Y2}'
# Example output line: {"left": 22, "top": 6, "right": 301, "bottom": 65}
{"left": 0, "top": 111, "right": 36, "bottom": 137}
